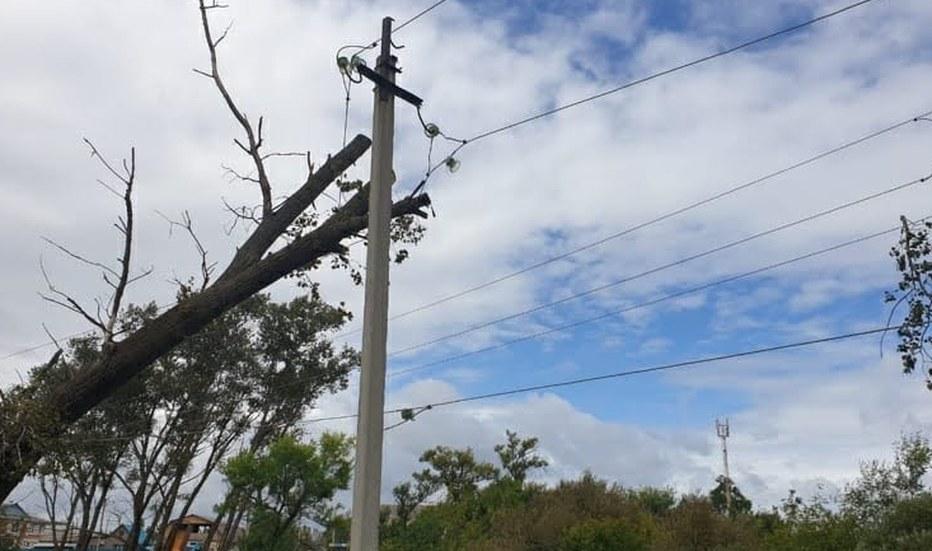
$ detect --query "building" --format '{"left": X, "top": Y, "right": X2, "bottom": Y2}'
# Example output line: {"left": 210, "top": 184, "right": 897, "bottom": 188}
{"left": 1, "top": 503, "right": 48, "bottom": 548}
{"left": 1, "top": 503, "right": 126, "bottom": 551}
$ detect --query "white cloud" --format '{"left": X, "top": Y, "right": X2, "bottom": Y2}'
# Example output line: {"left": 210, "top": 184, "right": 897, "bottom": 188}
{"left": 2, "top": 0, "right": 932, "bottom": 519}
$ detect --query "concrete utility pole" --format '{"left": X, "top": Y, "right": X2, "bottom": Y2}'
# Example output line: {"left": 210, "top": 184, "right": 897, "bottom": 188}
{"left": 349, "top": 16, "right": 425, "bottom": 551}
{"left": 349, "top": 18, "right": 396, "bottom": 551}
{"left": 348, "top": 17, "right": 424, "bottom": 549}
{"left": 716, "top": 418, "right": 732, "bottom": 515}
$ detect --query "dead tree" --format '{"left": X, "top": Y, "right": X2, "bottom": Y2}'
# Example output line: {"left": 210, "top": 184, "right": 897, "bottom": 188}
{"left": 0, "top": 1, "right": 431, "bottom": 500}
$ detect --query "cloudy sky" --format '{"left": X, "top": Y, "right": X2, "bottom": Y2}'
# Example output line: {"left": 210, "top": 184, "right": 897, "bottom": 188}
{"left": 3, "top": 0, "right": 932, "bottom": 517}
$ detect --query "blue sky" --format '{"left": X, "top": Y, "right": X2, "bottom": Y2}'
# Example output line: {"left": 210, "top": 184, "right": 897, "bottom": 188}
{"left": 3, "top": 0, "right": 932, "bottom": 514}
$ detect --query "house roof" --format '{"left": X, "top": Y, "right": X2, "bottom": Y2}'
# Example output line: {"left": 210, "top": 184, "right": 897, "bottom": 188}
{"left": 171, "top": 514, "right": 213, "bottom": 527}
{"left": 0, "top": 503, "right": 30, "bottom": 520}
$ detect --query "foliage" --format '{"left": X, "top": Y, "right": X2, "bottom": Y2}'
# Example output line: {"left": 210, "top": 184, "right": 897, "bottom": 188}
{"left": 887, "top": 216, "right": 932, "bottom": 386}
{"left": 413, "top": 446, "right": 499, "bottom": 503}
{"left": 841, "top": 433, "right": 932, "bottom": 525}
{"left": 495, "top": 430, "right": 549, "bottom": 484}
{"left": 558, "top": 518, "right": 648, "bottom": 551}
{"left": 380, "top": 432, "right": 932, "bottom": 551}
{"left": 391, "top": 477, "right": 438, "bottom": 527}
{"left": 235, "top": 507, "right": 301, "bottom": 551}
{"left": 709, "top": 475, "right": 753, "bottom": 516}
{"left": 7, "top": 291, "right": 356, "bottom": 551}
{"left": 626, "top": 486, "right": 677, "bottom": 517}
{"left": 859, "top": 493, "right": 932, "bottom": 550}
{"left": 659, "top": 495, "right": 761, "bottom": 550}
{"left": 222, "top": 433, "right": 353, "bottom": 546}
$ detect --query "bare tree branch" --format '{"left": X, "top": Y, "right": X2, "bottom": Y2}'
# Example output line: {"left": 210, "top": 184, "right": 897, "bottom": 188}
{"left": 157, "top": 210, "right": 217, "bottom": 291}
{"left": 197, "top": 0, "right": 273, "bottom": 217}
{"left": 103, "top": 145, "right": 135, "bottom": 344}
{"left": 41, "top": 324, "right": 63, "bottom": 353}
{"left": 41, "top": 237, "right": 120, "bottom": 279}
{"left": 38, "top": 257, "right": 107, "bottom": 332}
{"left": 261, "top": 151, "right": 306, "bottom": 161}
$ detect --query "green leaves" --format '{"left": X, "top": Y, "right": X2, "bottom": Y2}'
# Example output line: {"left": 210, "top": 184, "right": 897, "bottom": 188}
{"left": 495, "top": 430, "right": 549, "bottom": 484}
{"left": 222, "top": 433, "right": 353, "bottom": 549}
{"left": 887, "top": 217, "right": 932, "bottom": 386}
{"left": 709, "top": 475, "right": 753, "bottom": 516}
{"left": 415, "top": 446, "right": 499, "bottom": 503}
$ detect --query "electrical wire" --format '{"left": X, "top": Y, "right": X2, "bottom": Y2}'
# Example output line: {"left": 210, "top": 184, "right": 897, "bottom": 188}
{"left": 466, "top": 0, "right": 878, "bottom": 143}
{"left": 395, "top": 0, "right": 452, "bottom": 33}
{"left": 390, "top": 222, "right": 913, "bottom": 377}
{"left": 341, "top": 0, "right": 454, "bottom": 62}
{"left": 77, "top": 318, "right": 901, "bottom": 442}
{"left": 334, "top": 108, "right": 932, "bottom": 338}
{"left": 386, "top": 169, "right": 932, "bottom": 357}
{"left": 383, "top": 405, "right": 432, "bottom": 431}
{"left": 306, "top": 325, "right": 899, "bottom": 426}
{"left": 45, "top": 213, "right": 917, "bottom": 443}
{"left": 4, "top": 126, "right": 926, "bottom": 365}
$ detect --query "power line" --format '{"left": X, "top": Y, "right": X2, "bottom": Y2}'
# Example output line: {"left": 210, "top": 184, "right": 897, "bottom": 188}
{"left": 46, "top": 216, "right": 916, "bottom": 441}
{"left": 351, "top": 0, "right": 454, "bottom": 56}
{"left": 49, "top": 315, "right": 907, "bottom": 444}
{"left": 395, "top": 0, "right": 452, "bottom": 33}
{"left": 5, "top": 135, "right": 926, "bottom": 367}
{"left": 387, "top": 169, "right": 932, "bottom": 357}
{"left": 390, "top": 222, "right": 909, "bottom": 377}
{"left": 334, "top": 108, "right": 932, "bottom": 339}
{"left": 467, "top": 0, "right": 879, "bottom": 143}
{"left": 306, "top": 325, "right": 897, "bottom": 425}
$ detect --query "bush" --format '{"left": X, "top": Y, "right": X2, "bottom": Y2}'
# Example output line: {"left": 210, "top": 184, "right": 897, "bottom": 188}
{"left": 660, "top": 495, "right": 762, "bottom": 550}
{"left": 763, "top": 515, "right": 862, "bottom": 551}
{"left": 559, "top": 518, "right": 648, "bottom": 550}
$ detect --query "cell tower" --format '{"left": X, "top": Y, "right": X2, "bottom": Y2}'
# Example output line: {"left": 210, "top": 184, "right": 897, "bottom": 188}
{"left": 716, "top": 418, "right": 732, "bottom": 515}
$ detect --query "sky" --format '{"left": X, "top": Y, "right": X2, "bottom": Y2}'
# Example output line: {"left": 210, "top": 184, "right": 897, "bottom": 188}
{"left": 3, "top": 0, "right": 932, "bottom": 520}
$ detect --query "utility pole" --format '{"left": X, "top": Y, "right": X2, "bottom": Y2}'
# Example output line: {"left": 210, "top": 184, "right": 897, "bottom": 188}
{"left": 716, "top": 418, "right": 732, "bottom": 515}
{"left": 349, "top": 17, "right": 423, "bottom": 551}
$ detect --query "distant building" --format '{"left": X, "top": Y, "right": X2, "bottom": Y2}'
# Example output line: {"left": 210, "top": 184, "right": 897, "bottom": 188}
{"left": 1, "top": 502, "right": 49, "bottom": 548}
{"left": 1, "top": 503, "right": 32, "bottom": 547}
{"left": 1, "top": 502, "right": 126, "bottom": 551}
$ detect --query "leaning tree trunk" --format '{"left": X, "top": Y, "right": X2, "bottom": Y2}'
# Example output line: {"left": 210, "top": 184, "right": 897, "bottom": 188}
{"left": 0, "top": 133, "right": 431, "bottom": 500}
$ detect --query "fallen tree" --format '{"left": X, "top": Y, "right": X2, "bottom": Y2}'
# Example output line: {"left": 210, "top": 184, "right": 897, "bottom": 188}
{"left": 0, "top": 0, "right": 430, "bottom": 500}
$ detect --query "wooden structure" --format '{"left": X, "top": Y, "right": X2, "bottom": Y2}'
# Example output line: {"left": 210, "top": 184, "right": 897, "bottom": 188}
{"left": 165, "top": 514, "right": 212, "bottom": 551}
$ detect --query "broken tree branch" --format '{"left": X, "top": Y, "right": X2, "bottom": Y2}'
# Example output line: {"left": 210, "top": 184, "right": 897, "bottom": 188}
{"left": 197, "top": 0, "right": 273, "bottom": 217}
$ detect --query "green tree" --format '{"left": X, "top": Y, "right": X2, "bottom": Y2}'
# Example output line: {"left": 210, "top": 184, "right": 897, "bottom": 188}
{"left": 841, "top": 433, "right": 932, "bottom": 525}
{"left": 856, "top": 493, "right": 932, "bottom": 550}
{"left": 626, "top": 486, "right": 677, "bottom": 517}
{"left": 391, "top": 477, "right": 439, "bottom": 527}
{"left": 414, "top": 446, "right": 499, "bottom": 503}
{"left": 221, "top": 433, "right": 353, "bottom": 549}
{"left": 709, "top": 475, "right": 752, "bottom": 516}
{"left": 494, "top": 430, "right": 548, "bottom": 484}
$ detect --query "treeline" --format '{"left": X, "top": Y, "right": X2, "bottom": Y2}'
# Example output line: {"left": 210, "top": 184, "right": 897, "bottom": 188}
{"left": 0, "top": 290, "right": 357, "bottom": 551}
{"left": 361, "top": 432, "right": 932, "bottom": 551}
